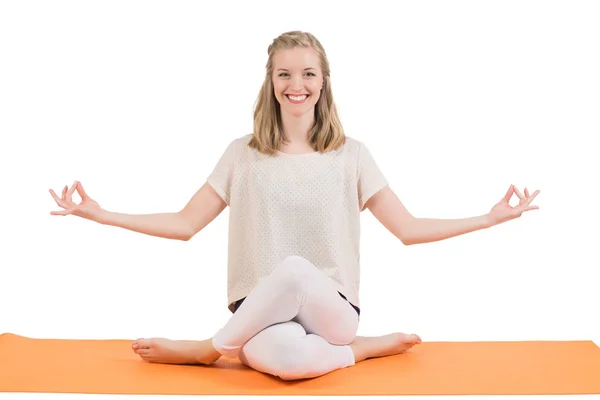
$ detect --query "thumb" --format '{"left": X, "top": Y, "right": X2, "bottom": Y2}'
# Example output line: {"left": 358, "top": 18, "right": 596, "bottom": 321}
{"left": 50, "top": 210, "right": 72, "bottom": 216}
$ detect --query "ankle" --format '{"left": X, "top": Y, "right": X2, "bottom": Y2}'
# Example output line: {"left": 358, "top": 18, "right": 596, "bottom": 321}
{"left": 207, "top": 338, "right": 223, "bottom": 357}
{"left": 349, "top": 342, "right": 366, "bottom": 363}
{"left": 192, "top": 339, "right": 222, "bottom": 364}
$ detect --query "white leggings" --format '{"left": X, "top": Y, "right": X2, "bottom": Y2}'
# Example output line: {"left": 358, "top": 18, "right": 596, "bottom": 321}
{"left": 211, "top": 255, "right": 360, "bottom": 381}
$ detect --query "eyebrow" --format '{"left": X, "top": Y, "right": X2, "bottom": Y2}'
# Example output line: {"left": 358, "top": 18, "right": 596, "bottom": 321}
{"left": 277, "top": 68, "right": 317, "bottom": 71}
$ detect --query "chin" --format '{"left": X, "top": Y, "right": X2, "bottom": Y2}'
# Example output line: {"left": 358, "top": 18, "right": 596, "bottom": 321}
{"left": 286, "top": 107, "right": 314, "bottom": 117}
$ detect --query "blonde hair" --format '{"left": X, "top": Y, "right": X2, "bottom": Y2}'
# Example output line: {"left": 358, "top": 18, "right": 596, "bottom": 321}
{"left": 247, "top": 31, "right": 346, "bottom": 156}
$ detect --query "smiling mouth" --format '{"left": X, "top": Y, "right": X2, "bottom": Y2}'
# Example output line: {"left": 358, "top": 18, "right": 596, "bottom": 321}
{"left": 285, "top": 94, "right": 309, "bottom": 103}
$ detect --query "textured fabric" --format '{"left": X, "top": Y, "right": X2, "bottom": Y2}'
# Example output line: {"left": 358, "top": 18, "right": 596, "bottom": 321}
{"left": 238, "top": 321, "right": 356, "bottom": 381}
{"left": 234, "top": 291, "right": 361, "bottom": 317}
{"left": 207, "top": 134, "right": 388, "bottom": 313}
{"left": 211, "top": 256, "right": 359, "bottom": 365}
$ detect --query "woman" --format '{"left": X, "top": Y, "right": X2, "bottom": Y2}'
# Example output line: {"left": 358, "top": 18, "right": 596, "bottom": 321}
{"left": 49, "top": 31, "right": 539, "bottom": 381}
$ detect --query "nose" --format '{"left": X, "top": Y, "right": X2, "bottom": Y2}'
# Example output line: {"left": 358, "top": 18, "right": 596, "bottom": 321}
{"left": 290, "top": 76, "right": 304, "bottom": 92}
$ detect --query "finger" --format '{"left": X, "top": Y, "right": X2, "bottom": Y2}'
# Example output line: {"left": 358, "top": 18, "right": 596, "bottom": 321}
{"left": 59, "top": 185, "right": 75, "bottom": 207}
{"left": 502, "top": 185, "right": 514, "bottom": 202}
{"left": 67, "top": 180, "right": 78, "bottom": 199}
{"left": 65, "top": 181, "right": 78, "bottom": 203}
{"left": 49, "top": 189, "right": 61, "bottom": 203}
{"left": 49, "top": 189, "right": 68, "bottom": 209}
{"left": 517, "top": 204, "right": 539, "bottom": 213}
{"left": 526, "top": 190, "right": 540, "bottom": 205}
{"left": 77, "top": 181, "right": 90, "bottom": 200}
{"left": 524, "top": 187, "right": 530, "bottom": 197}
{"left": 513, "top": 185, "right": 525, "bottom": 200}
{"left": 50, "top": 210, "right": 70, "bottom": 216}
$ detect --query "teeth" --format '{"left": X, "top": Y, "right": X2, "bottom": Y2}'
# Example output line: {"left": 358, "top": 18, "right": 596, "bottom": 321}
{"left": 287, "top": 95, "right": 307, "bottom": 101}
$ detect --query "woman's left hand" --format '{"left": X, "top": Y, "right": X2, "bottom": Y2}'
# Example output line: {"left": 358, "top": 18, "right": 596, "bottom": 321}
{"left": 487, "top": 184, "right": 540, "bottom": 226}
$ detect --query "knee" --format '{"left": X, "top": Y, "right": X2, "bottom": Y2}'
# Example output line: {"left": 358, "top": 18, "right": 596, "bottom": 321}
{"left": 271, "top": 342, "right": 317, "bottom": 381}
{"left": 242, "top": 322, "right": 317, "bottom": 381}
{"left": 274, "top": 255, "right": 320, "bottom": 281}
{"left": 268, "top": 257, "right": 304, "bottom": 293}
{"left": 327, "top": 327, "right": 357, "bottom": 346}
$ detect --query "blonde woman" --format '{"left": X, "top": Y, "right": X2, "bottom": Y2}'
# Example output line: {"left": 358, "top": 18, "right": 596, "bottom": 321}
{"left": 50, "top": 31, "right": 539, "bottom": 381}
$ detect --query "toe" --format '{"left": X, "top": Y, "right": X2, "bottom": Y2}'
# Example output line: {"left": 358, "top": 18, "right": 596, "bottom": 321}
{"left": 133, "top": 338, "right": 153, "bottom": 350}
{"left": 132, "top": 338, "right": 143, "bottom": 349}
{"left": 402, "top": 333, "right": 421, "bottom": 345}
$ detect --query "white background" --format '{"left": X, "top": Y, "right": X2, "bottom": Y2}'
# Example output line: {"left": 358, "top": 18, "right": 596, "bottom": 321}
{"left": 1, "top": 1, "right": 598, "bottom": 400}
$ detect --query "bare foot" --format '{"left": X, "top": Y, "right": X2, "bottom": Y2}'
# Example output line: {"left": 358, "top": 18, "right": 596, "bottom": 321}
{"left": 349, "top": 333, "right": 422, "bottom": 363}
{"left": 131, "top": 337, "right": 221, "bottom": 365}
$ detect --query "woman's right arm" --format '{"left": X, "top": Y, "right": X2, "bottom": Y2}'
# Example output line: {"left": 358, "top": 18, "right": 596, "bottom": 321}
{"left": 99, "top": 182, "right": 226, "bottom": 241}
{"left": 95, "top": 210, "right": 196, "bottom": 241}
{"left": 178, "top": 181, "right": 228, "bottom": 240}
{"left": 51, "top": 181, "right": 227, "bottom": 241}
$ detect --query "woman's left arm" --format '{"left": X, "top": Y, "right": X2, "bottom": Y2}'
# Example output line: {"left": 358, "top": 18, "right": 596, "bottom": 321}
{"left": 365, "top": 184, "right": 540, "bottom": 246}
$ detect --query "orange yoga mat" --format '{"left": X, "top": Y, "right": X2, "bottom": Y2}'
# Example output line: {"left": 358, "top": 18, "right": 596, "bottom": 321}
{"left": 1, "top": 333, "right": 599, "bottom": 396}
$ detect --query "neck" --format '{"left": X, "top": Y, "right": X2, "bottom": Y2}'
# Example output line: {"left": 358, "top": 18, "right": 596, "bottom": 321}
{"left": 280, "top": 110, "right": 315, "bottom": 145}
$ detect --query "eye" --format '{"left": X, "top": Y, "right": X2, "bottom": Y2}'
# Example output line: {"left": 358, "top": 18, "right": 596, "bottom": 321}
{"left": 278, "top": 72, "right": 316, "bottom": 77}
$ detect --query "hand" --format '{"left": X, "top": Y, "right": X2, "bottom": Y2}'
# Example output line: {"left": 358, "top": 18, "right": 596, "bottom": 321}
{"left": 49, "top": 180, "right": 103, "bottom": 220}
{"left": 488, "top": 184, "right": 540, "bottom": 226}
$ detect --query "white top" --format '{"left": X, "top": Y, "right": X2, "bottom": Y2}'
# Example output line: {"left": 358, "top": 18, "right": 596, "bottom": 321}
{"left": 207, "top": 134, "right": 388, "bottom": 312}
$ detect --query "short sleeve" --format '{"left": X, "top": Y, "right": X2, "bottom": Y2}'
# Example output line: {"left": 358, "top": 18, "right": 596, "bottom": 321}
{"left": 206, "top": 140, "right": 235, "bottom": 206}
{"left": 357, "top": 142, "right": 388, "bottom": 212}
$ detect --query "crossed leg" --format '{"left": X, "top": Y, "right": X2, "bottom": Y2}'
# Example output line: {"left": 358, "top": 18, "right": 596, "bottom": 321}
{"left": 132, "top": 255, "right": 422, "bottom": 380}
{"left": 210, "top": 255, "right": 359, "bottom": 359}
{"left": 238, "top": 321, "right": 355, "bottom": 381}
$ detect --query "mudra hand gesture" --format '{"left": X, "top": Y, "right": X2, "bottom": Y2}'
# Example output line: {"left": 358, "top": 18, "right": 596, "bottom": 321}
{"left": 488, "top": 184, "right": 540, "bottom": 226}
{"left": 49, "top": 180, "right": 102, "bottom": 220}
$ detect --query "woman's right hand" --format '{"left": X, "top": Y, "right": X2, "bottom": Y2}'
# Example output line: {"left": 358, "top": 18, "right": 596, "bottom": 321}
{"left": 49, "top": 180, "right": 103, "bottom": 220}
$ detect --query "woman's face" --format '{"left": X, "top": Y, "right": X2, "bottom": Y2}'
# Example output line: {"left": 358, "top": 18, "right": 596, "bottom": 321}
{"left": 272, "top": 47, "right": 324, "bottom": 117}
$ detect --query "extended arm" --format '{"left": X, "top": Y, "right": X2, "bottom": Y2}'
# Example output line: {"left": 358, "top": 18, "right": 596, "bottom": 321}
{"left": 365, "top": 185, "right": 539, "bottom": 246}
{"left": 50, "top": 180, "right": 227, "bottom": 241}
